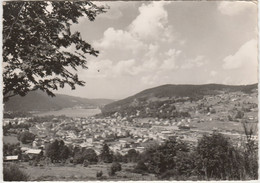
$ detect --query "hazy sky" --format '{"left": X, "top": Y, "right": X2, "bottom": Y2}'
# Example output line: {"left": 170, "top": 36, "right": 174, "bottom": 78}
{"left": 56, "top": 1, "right": 258, "bottom": 99}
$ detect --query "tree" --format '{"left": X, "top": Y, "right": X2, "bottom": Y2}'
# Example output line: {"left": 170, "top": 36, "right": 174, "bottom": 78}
{"left": 100, "top": 143, "right": 113, "bottom": 163}
{"left": 84, "top": 148, "right": 98, "bottom": 163}
{"left": 45, "top": 139, "right": 69, "bottom": 162}
{"left": 3, "top": 143, "right": 21, "bottom": 156}
{"left": 3, "top": 164, "right": 29, "bottom": 181}
{"left": 241, "top": 121, "right": 258, "bottom": 179}
{"left": 3, "top": 1, "right": 106, "bottom": 102}
{"left": 143, "top": 138, "right": 189, "bottom": 175}
{"left": 73, "top": 148, "right": 98, "bottom": 164}
{"left": 196, "top": 133, "right": 243, "bottom": 180}
{"left": 126, "top": 149, "right": 139, "bottom": 162}
{"left": 111, "top": 162, "right": 122, "bottom": 172}
{"left": 60, "top": 145, "right": 71, "bottom": 161}
{"left": 96, "top": 170, "right": 103, "bottom": 179}
{"left": 108, "top": 162, "right": 122, "bottom": 176}
{"left": 133, "top": 161, "right": 148, "bottom": 174}
{"left": 17, "top": 131, "right": 35, "bottom": 144}
{"left": 235, "top": 111, "right": 244, "bottom": 119}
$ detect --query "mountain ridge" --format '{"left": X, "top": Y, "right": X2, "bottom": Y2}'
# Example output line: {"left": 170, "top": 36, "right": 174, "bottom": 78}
{"left": 4, "top": 91, "right": 115, "bottom": 112}
{"left": 101, "top": 83, "right": 258, "bottom": 115}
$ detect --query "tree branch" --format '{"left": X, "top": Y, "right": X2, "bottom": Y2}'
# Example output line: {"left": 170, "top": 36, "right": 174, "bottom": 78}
{"left": 4, "top": 2, "right": 26, "bottom": 44}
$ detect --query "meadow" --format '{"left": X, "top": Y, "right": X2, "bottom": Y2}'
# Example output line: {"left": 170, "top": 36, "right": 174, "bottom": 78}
{"left": 18, "top": 163, "right": 156, "bottom": 181}
{"left": 34, "top": 108, "right": 101, "bottom": 118}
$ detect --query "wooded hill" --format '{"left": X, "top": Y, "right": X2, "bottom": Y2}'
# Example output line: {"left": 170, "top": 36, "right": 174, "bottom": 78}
{"left": 4, "top": 91, "right": 114, "bottom": 112}
{"left": 101, "top": 83, "right": 257, "bottom": 116}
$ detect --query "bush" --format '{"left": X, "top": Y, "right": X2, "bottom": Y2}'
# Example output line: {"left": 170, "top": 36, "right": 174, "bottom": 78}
{"left": 96, "top": 171, "right": 103, "bottom": 178}
{"left": 108, "top": 162, "right": 122, "bottom": 176}
{"left": 111, "top": 162, "right": 122, "bottom": 172}
{"left": 17, "top": 131, "right": 35, "bottom": 144}
{"left": 196, "top": 133, "right": 243, "bottom": 180}
{"left": 133, "top": 161, "right": 148, "bottom": 174}
{"left": 83, "top": 160, "right": 89, "bottom": 167}
{"left": 4, "top": 164, "right": 29, "bottom": 181}
{"left": 21, "top": 154, "right": 30, "bottom": 162}
{"left": 108, "top": 167, "right": 115, "bottom": 176}
{"left": 73, "top": 148, "right": 98, "bottom": 165}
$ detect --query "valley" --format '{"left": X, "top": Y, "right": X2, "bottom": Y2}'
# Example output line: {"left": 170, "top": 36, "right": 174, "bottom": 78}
{"left": 3, "top": 83, "right": 258, "bottom": 181}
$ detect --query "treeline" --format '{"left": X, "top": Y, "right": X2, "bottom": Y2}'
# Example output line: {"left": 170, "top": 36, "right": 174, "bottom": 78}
{"left": 3, "top": 123, "right": 32, "bottom": 135}
{"left": 4, "top": 132, "right": 258, "bottom": 181}
{"left": 28, "top": 115, "right": 68, "bottom": 123}
{"left": 131, "top": 133, "right": 258, "bottom": 180}
{"left": 102, "top": 100, "right": 191, "bottom": 119}
{"left": 3, "top": 111, "right": 32, "bottom": 118}
{"left": 40, "top": 133, "right": 258, "bottom": 180}
{"left": 43, "top": 140, "right": 140, "bottom": 165}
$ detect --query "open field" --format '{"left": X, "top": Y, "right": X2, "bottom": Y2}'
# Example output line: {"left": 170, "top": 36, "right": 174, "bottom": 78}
{"left": 3, "top": 135, "right": 19, "bottom": 144}
{"left": 16, "top": 163, "right": 156, "bottom": 181}
{"left": 192, "top": 120, "right": 258, "bottom": 134}
{"left": 34, "top": 108, "right": 101, "bottom": 118}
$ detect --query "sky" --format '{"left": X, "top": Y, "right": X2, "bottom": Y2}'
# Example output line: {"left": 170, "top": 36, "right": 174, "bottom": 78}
{"left": 56, "top": 1, "right": 258, "bottom": 100}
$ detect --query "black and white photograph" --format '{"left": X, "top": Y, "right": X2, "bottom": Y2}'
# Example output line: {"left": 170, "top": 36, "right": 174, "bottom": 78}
{"left": 1, "top": 0, "right": 258, "bottom": 181}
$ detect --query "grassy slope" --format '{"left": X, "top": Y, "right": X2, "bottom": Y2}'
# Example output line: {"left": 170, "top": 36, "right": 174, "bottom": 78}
{"left": 102, "top": 83, "right": 257, "bottom": 114}
{"left": 4, "top": 91, "right": 114, "bottom": 112}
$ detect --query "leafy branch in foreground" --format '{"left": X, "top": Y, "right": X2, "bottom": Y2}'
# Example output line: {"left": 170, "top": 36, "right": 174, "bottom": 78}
{"left": 3, "top": 1, "right": 107, "bottom": 102}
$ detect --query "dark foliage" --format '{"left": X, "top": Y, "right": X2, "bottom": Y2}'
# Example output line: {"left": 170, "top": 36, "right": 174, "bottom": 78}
{"left": 96, "top": 170, "right": 103, "bottom": 178}
{"left": 17, "top": 131, "right": 35, "bottom": 144}
{"left": 132, "top": 132, "right": 258, "bottom": 180}
{"left": 142, "top": 138, "right": 189, "bottom": 175}
{"left": 126, "top": 149, "right": 140, "bottom": 162}
{"left": 3, "top": 143, "right": 21, "bottom": 156}
{"left": 100, "top": 143, "right": 113, "bottom": 163}
{"left": 3, "top": 1, "right": 106, "bottom": 101}
{"left": 45, "top": 139, "right": 71, "bottom": 163}
{"left": 3, "top": 111, "right": 32, "bottom": 118}
{"left": 3, "top": 164, "right": 29, "bottom": 181}
{"left": 196, "top": 133, "right": 249, "bottom": 180}
{"left": 108, "top": 162, "right": 122, "bottom": 176}
{"left": 133, "top": 161, "right": 148, "bottom": 174}
{"left": 73, "top": 148, "right": 98, "bottom": 164}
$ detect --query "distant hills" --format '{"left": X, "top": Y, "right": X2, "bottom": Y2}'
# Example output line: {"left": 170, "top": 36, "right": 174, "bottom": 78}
{"left": 4, "top": 83, "right": 257, "bottom": 113}
{"left": 101, "top": 83, "right": 257, "bottom": 115}
{"left": 4, "top": 91, "right": 114, "bottom": 112}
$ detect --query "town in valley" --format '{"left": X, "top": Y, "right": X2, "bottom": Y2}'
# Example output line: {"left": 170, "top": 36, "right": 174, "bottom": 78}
{"left": 3, "top": 84, "right": 258, "bottom": 180}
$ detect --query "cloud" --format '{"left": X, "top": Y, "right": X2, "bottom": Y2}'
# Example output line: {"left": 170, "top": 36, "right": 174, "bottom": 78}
{"left": 141, "top": 74, "right": 169, "bottom": 86}
{"left": 180, "top": 55, "right": 206, "bottom": 69}
{"left": 84, "top": 58, "right": 139, "bottom": 79}
{"left": 94, "top": 1, "right": 132, "bottom": 19}
{"left": 160, "top": 49, "right": 181, "bottom": 70}
{"left": 129, "top": 1, "right": 173, "bottom": 41}
{"left": 218, "top": 1, "right": 255, "bottom": 16}
{"left": 222, "top": 39, "right": 257, "bottom": 84}
{"left": 114, "top": 59, "right": 137, "bottom": 76}
{"left": 223, "top": 39, "right": 257, "bottom": 70}
{"left": 93, "top": 27, "right": 147, "bottom": 54}
{"left": 210, "top": 70, "right": 217, "bottom": 77}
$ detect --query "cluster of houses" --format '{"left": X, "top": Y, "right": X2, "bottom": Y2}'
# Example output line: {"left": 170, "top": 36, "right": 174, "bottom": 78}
{"left": 4, "top": 147, "right": 43, "bottom": 162}
{"left": 3, "top": 89, "right": 258, "bottom": 163}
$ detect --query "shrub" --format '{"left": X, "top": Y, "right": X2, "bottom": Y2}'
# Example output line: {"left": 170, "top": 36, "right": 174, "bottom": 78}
{"left": 96, "top": 170, "right": 103, "bottom": 178}
{"left": 100, "top": 143, "right": 113, "bottom": 163}
{"left": 111, "top": 162, "right": 122, "bottom": 172}
{"left": 108, "top": 167, "right": 115, "bottom": 176}
{"left": 83, "top": 160, "right": 89, "bottom": 167}
{"left": 196, "top": 133, "right": 243, "bottom": 180}
{"left": 108, "top": 162, "right": 122, "bottom": 176}
{"left": 3, "top": 164, "right": 29, "bottom": 181}
{"left": 17, "top": 131, "right": 35, "bottom": 144}
{"left": 133, "top": 161, "right": 148, "bottom": 174}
